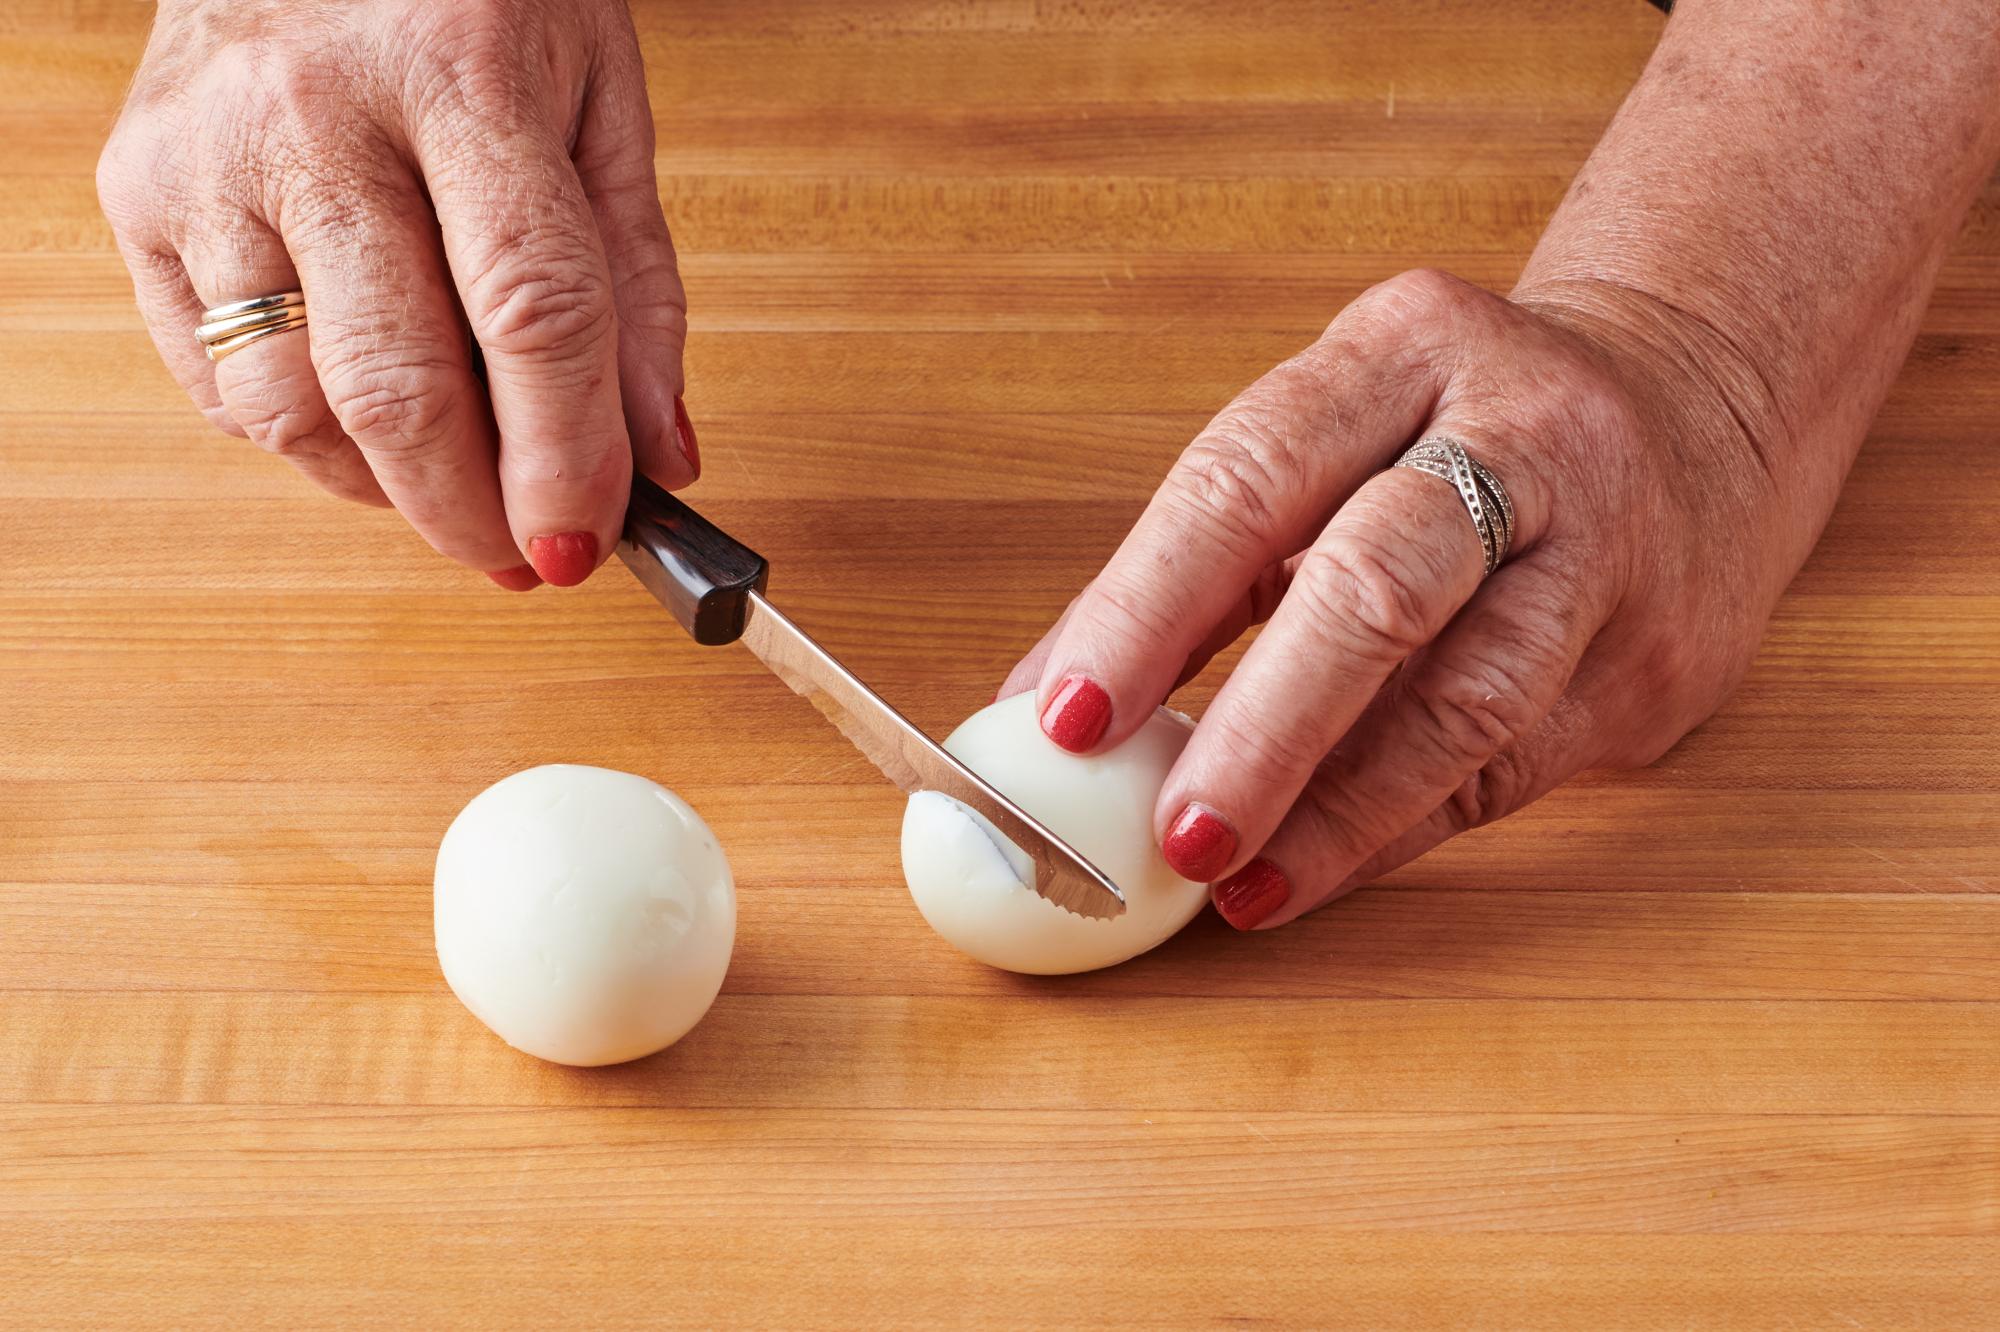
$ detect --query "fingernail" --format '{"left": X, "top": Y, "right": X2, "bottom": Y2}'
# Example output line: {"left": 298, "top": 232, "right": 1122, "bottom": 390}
{"left": 527, "top": 531, "right": 600, "bottom": 588}
{"left": 1162, "top": 802, "right": 1237, "bottom": 883}
{"left": 486, "top": 564, "right": 542, "bottom": 592}
{"left": 1040, "top": 675, "right": 1112, "bottom": 753}
{"left": 674, "top": 395, "right": 700, "bottom": 472}
{"left": 1213, "top": 858, "right": 1291, "bottom": 931}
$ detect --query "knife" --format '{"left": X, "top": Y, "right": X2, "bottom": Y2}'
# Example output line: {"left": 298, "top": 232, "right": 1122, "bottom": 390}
{"left": 616, "top": 474, "right": 1127, "bottom": 919}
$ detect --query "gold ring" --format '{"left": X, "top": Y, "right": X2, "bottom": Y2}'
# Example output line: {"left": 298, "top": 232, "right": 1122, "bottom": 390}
{"left": 197, "top": 290, "right": 306, "bottom": 362}
{"left": 202, "top": 311, "right": 309, "bottom": 362}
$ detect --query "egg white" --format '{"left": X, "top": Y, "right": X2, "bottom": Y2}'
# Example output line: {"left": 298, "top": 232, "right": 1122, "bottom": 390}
{"left": 900, "top": 694, "right": 1207, "bottom": 974}
{"left": 434, "top": 764, "right": 736, "bottom": 1065}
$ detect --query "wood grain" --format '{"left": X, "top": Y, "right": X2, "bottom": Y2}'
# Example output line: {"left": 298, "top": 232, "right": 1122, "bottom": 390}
{"left": 3, "top": 0, "right": 1996, "bottom": 1326}
{"left": 3, "top": 1228, "right": 1995, "bottom": 1332}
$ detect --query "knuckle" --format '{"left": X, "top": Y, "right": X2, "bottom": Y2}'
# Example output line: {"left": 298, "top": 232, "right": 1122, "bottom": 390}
{"left": 198, "top": 42, "right": 327, "bottom": 162}
{"left": 465, "top": 247, "right": 614, "bottom": 361}
{"left": 413, "top": 4, "right": 540, "bottom": 122}
{"left": 96, "top": 127, "right": 170, "bottom": 230}
{"left": 1080, "top": 573, "right": 1188, "bottom": 656}
{"left": 1331, "top": 267, "right": 1490, "bottom": 368}
{"left": 324, "top": 356, "right": 463, "bottom": 454}
{"left": 1443, "top": 746, "right": 1534, "bottom": 832}
{"left": 241, "top": 398, "right": 344, "bottom": 462}
{"left": 1171, "top": 431, "right": 1291, "bottom": 553}
{"left": 1224, "top": 704, "right": 1329, "bottom": 784}
{"left": 426, "top": 0, "right": 516, "bottom": 64}
{"left": 1367, "top": 267, "right": 1476, "bottom": 323}
{"left": 1295, "top": 530, "right": 1433, "bottom": 664}
{"left": 611, "top": 254, "right": 688, "bottom": 340}
{"left": 1388, "top": 266, "right": 1470, "bottom": 307}
{"left": 236, "top": 42, "right": 320, "bottom": 120}
{"left": 94, "top": 138, "right": 138, "bottom": 219}
{"left": 1407, "top": 650, "right": 1547, "bottom": 771}
{"left": 202, "top": 39, "right": 269, "bottom": 94}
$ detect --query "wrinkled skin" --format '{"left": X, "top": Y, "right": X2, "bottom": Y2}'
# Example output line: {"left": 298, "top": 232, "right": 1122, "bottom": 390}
{"left": 98, "top": 0, "right": 693, "bottom": 585}
{"left": 101, "top": 1, "right": 2000, "bottom": 930}
{"left": 997, "top": 0, "right": 2000, "bottom": 931}
{"left": 1000, "top": 270, "right": 1823, "bottom": 927}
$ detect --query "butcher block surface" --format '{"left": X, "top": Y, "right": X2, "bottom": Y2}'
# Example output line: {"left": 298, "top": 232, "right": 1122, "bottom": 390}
{"left": 3, "top": 2, "right": 1997, "bottom": 1325}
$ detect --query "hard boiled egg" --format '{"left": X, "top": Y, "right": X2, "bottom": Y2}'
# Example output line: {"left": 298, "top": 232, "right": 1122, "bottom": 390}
{"left": 434, "top": 764, "right": 735, "bottom": 1066}
{"left": 900, "top": 693, "right": 1207, "bottom": 973}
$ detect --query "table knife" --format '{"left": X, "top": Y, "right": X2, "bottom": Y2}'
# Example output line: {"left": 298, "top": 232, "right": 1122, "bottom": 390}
{"left": 617, "top": 475, "right": 1127, "bottom": 919}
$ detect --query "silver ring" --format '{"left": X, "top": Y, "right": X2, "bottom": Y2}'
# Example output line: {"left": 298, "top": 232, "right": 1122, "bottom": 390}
{"left": 196, "top": 290, "right": 307, "bottom": 362}
{"left": 1391, "top": 436, "right": 1515, "bottom": 575}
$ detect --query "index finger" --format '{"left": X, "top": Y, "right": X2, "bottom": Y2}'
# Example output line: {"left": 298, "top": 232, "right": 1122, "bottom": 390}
{"left": 1029, "top": 271, "right": 1464, "bottom": 754}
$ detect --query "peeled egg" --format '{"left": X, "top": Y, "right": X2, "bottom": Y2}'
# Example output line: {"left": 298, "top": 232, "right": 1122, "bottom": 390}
{"left": 433, "top": 764, "right": 735, "bottom": 1066}
{"left": 900, "top": 693, "right": 1207, "bottom": 974}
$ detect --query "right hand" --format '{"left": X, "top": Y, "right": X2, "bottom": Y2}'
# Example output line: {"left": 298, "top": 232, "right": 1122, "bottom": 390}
{"left": 97, "top": 0, "right": 698, "bottom": 589}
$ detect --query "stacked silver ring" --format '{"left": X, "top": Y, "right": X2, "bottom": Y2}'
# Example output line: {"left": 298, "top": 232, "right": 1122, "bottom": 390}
{"left": 1391, "top": 436, "right": 1515, "bottom": 575}
{"left": 196, "top": 291, "right": 307, "bottom": 363}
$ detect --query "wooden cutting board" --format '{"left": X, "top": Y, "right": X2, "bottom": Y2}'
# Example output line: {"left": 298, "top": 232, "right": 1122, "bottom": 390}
{"left": 3, "top": 1, "right": 1995, "bottom": 1325}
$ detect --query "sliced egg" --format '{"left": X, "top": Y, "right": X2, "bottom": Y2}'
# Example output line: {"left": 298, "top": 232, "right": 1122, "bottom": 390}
{"left": 900, "top": 693, "right": 1207, "bottom": 973}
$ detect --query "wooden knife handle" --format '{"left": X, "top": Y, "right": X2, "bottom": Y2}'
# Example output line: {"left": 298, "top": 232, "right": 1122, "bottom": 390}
{"left": 620, "top": 474, "right": 770, "bottom": 646}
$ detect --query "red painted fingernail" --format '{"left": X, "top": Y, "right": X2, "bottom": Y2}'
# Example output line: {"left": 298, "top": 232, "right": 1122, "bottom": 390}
{"left": 1040, "top": 675, "right": 1112, "bottom": 753}
{"left": 674, "top": 395, "right": 700, "bottom": 472}
{"left": 527, "top": 531, "right": 600, "bottom": 588}
{"left": 1213, "top": 858, "right": 1290, "bottom": 931}
{"left": 1163, "top": 803, "right": 1237, "bottom": 883}
{"left": 486, "top": 564, "right": 542, "bottom": 592}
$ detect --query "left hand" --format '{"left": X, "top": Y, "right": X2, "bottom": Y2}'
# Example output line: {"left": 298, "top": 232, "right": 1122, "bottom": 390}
{"left": 998, "top": 268, "right": 1826, "bottom": 929}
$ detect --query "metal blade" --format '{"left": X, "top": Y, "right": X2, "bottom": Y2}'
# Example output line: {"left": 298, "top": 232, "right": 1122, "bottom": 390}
{"left": 735, "top": 591, "right": 1127, "bottom": 919}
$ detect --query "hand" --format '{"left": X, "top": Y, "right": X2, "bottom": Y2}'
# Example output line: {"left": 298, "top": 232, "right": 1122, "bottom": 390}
{"left": 999, "top": 269, "right": 1824, "bottom": 929}
{"left": 97, "top": 0, "right": 696, "bottom": 589}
